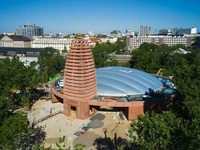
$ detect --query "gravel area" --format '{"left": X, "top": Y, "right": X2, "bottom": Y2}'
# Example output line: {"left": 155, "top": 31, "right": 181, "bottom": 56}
{"left": 28, "top": 100, "right": 131, "bottom": 149}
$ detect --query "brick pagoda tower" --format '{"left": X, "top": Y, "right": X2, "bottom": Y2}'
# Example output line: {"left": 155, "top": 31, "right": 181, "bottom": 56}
{"left": 63, "top": 36, "right": 97, "bottom": 119}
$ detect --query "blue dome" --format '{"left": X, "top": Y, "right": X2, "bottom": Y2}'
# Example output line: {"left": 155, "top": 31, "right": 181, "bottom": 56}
{"left": 96, "top": 66, "right": 163, "bottom": 97}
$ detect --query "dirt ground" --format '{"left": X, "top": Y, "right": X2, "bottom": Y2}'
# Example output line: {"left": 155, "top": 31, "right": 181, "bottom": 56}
{"left": 28, "top": 99, "right": 131, "bottom": 149}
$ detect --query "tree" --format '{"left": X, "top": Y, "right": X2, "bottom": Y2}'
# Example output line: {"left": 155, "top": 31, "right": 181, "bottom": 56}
{"left": 62, "top": 45, "right": 67, "bottom": 53}
{"left": 34, "top": 136, "right": 86, "bottom": 150}
{"left": 129, "top": 48, "right": 161, "bottom": 73}
{"left": 114, "top": 38, "right": 127, "bottom": 54}
{"left": 0, "top": 112, "right": 31, "bottom": 149}
{"left": 128, "top": 111, "right": 182, "bottom": 150}
{"left": 138, "top": 42, "right": 158, "bottom": 51}
{"left": 0, "top": 57, "right": 40, "bottom": 108}
{"left": 0, "top": 57, "right": 45, "bottom": 149}
{"left": 92, "top": 39, "right": 128, "bottom": 68}
{"left": 92, "top": 42, "right": 119, "bottom": 68}
{"left": 170, "top": 54, "right": 200, "bottom": 149}
{"left": 129, "top": 43, "right": 189, "bottom": 75}
{"left": 38, "top": 47, "right": 65, "bottom": 82}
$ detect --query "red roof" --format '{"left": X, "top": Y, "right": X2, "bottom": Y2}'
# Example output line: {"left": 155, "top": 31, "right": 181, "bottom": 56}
{"left": 90, "top": 37, "right": 102, "bottom": 43}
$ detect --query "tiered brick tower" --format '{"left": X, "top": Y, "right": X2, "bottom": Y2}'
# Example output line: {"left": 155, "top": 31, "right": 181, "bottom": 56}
{"left": 63, "top": 38, "right": 97, "bottom": 119}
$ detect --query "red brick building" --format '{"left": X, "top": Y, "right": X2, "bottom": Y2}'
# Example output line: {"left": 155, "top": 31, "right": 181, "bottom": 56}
{"left": 52, "top": 38, "right": 172, "bottom": 120}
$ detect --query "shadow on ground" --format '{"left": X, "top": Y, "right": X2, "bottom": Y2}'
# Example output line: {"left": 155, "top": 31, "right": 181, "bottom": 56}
{"left": 93, "top": 133, "right": 135, "bottom": 150}
{"left": 28, "top": 125, "right": 46, "bottom": 149}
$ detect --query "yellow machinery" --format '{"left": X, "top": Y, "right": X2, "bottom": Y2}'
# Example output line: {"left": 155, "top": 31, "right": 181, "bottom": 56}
{"left": 156, "top": 68, "right": 164, "bottom": 75}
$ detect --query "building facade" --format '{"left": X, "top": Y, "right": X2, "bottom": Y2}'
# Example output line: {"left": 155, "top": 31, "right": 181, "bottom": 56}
{"left": 159, "top": 27, "right": 197, "bottom": 35}
{"left": 32, "top": 37, "right": 73, "bottom": 53}
{"left": 140, "top": 25, "right": 151, "bottom": 36}
{"left": 0, "top": 34, "right": 31, "bottom": 48}
{"left": 16, "top": 24, "right": 43, "bottom": 40}
{"left": 177, "top": 27, "right": 197, "bottom": 35}
{"left": 126, "top": 35, "right": 192, "bottom": 50}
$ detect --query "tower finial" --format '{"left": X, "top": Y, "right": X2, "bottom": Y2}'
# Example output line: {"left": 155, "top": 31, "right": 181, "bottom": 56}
{"left": 75, "top": 34, "right": 83, "bottom": 39}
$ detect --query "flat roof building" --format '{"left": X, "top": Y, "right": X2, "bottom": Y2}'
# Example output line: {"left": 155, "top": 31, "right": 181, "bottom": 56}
{"left": 16, "top": 24, "right": 43, "bottom": 40}
{"left": 32, "top": 37, "right": 72, "bottom": 53}
{"left": 126, "top": 35, "right": 192, "bottom": 50}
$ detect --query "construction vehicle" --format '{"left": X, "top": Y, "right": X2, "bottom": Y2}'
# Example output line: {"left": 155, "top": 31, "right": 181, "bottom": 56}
{"left": 156, "top": 68, "right": 164, "bottom": 76}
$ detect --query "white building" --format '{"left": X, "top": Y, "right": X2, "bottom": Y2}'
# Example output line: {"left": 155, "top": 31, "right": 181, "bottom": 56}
{"left": 32, "top": 37, "right": 73, "bottom": 53}
{"left": 126, "top": 29, "right": 135, "bottom": 36}
{"left": 191, "top": 27, "right": 197, "bottom": 34}
{"left": 100, "top": 37, "right": 118, "bottom": 43}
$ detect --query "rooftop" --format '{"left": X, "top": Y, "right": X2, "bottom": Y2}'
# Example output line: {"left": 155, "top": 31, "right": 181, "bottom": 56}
{"left": 0, "top": 34, "right": 31, "bottom": 41}
{"left": 96, "top": 66, "right": 163, "bottom": 97}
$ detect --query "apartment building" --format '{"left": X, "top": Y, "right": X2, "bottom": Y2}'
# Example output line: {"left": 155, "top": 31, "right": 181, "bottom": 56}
{"left": 126, "top": 35, "right": 192, "bottom": 50}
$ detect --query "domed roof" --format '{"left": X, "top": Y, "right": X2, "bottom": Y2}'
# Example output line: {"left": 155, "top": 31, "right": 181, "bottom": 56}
{"left": 96, "top": 66, "right": 163, "bottom": 97}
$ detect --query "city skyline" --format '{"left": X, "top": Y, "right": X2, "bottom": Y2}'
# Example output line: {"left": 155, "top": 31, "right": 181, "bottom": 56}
{"left": 0, "top": 0, "right": 200, "bottom": 34}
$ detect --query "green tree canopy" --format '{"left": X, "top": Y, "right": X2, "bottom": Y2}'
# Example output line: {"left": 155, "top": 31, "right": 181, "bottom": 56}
{"left": 171, "top": 52, "right": 200, "bottom": 149}
{"left": 129, "top": 111, "right": 182, "bottom": 150}
{"left": 128, "top": 46, "right": 200, "bottom": 150}
{"left": 129, "top": 43, "right": 189, "bottom": 75}
{"left": 38, "top": 47, "right": 65, "bottom": 82}
{"left": 92, "top": 38, "right": 127, "bottom": 68}
{"left": 0, "top": 57, "right": 44, "bottom": 149}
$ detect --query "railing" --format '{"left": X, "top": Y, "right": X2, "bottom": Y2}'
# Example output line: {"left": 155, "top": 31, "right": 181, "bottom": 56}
{"left": 33, "top": 110, "right": 63, "bottom": 124}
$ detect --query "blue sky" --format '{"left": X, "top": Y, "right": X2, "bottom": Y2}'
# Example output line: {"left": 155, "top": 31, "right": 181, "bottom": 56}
{"left": 0, "top": 0, "right": 199, "bottom": 34}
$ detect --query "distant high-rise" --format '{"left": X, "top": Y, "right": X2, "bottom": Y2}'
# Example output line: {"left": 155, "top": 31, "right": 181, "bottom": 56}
{"left": 140, "top": 25, "right": 151, "bottom": 36}
{"left": 16, "top": 24, "right": 43, "bottom": 40}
